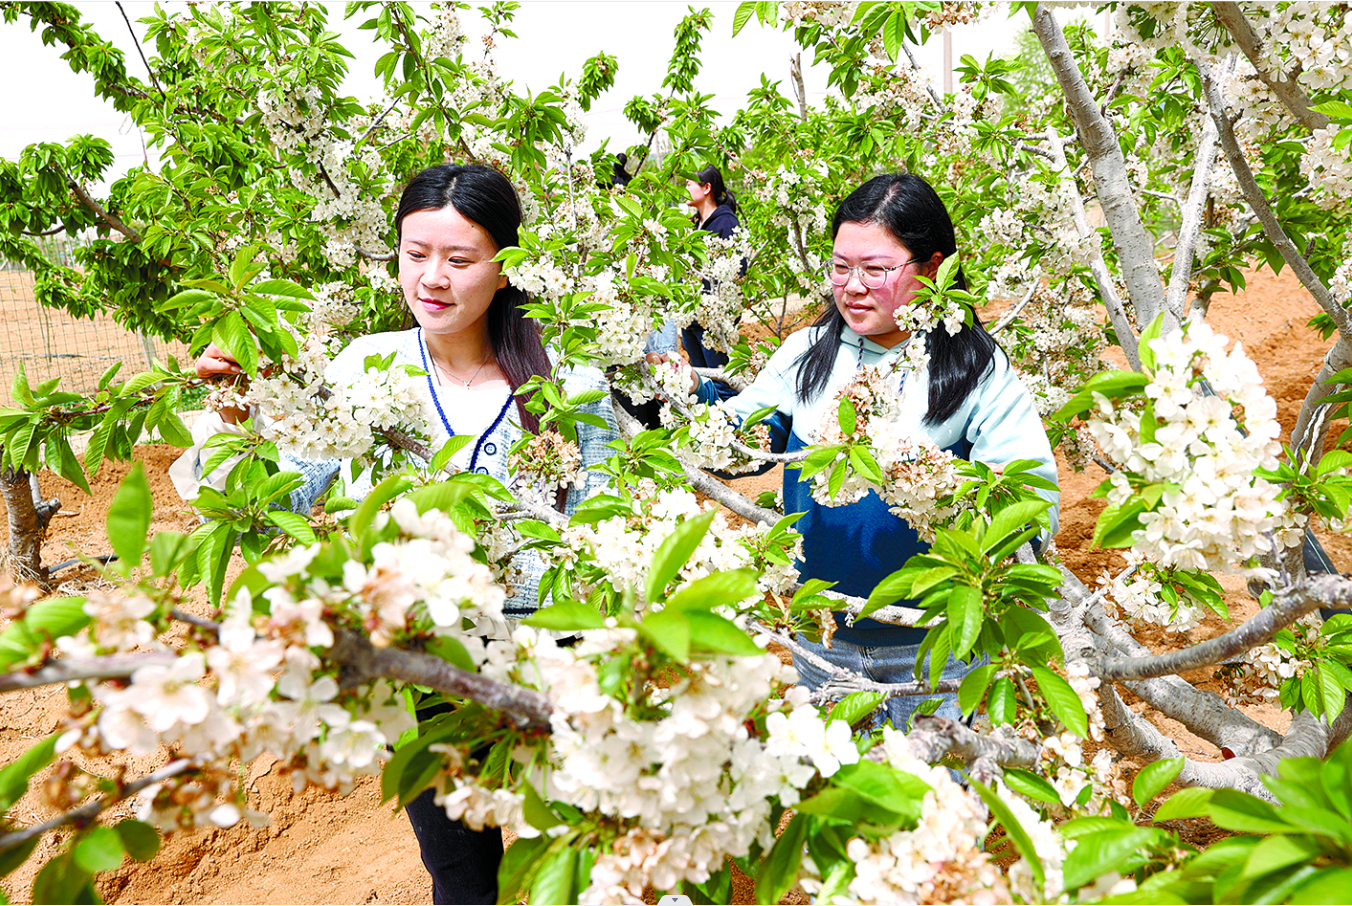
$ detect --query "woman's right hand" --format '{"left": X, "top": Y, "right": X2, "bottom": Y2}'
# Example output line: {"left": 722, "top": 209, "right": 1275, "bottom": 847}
{"left": 196, "top": 343, "right": 250, "bottom": 424}
{"left": 646, "top": 352, "right": 701, "bottom": 396}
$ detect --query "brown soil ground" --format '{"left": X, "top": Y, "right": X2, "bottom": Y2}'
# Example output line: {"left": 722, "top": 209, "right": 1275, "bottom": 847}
{"left": 0, "top": 266, "right": 1341, "bottom": 904}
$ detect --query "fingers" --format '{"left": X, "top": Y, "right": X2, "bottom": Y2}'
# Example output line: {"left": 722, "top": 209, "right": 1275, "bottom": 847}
{"left": 196, "top": 343, "right": 242, "bottom": 380}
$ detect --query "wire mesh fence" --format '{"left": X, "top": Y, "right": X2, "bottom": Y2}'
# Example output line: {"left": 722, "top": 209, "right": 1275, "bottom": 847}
{"left": 0, "top": 263, "right": 190, "bottom": 408}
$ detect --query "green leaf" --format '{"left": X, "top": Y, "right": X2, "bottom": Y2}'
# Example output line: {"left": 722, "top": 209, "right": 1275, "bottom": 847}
{"left": 1062, "top": 827, "right": 1156, "bottom": 891}
{"left": 1241, "top": 834, "right": 1325, "bottom": 880}
{"left": 640, "top": 607, "right": 691, "bottom": 662}
{"left": 1153, "top": 786, "right": 1214, "bottom": 822}
{"left": 1310, "top": 100, "right": 1352, "bottom": 120}
{"left": 1093, "top": 498, "right": 1148, "bottom": 549}
{"left": 755, "top": 812, "right": 808, "bottom": 905}
{"left": 685, "top": 611, "right": 762, "bottom": 656}
{"left": 732, "top": 0, "right": 756, "bottom": 36}
{"left": 947, "top": 585, "right": 983, "bottom": 659}
{"left": 830, "top": 691, "right": 887, "bottom": 726}
{"left": 1133, "top": 757, "right": 1185, "bottom": 808}
{"left": 114, "top": 819, "right": 161, "bottom": 863}
{"left": 666, "top": 569, "right": 758, "bottom": 611}
{"left": 107, "top": 463, "right": 153, "bottom": 570}
{"left": 971, "top": 780, "right": 1045, "bottom": 894}
{"left": 213, "top": 310, "right": 257, "bottom": 377}
{"left": 1137, "top": 312, "right": 1166, "bottom": 371}
{"left": 984, "top": 499, "right": 1051, "bottom": 553}
{"left": 837, "top": 396, "right": 857, "bottom": 435}
{"left": 0, "top": 734, "right": 58, "bottom": 812}
{"left": 527, "top": 839, "right": 576, "bottom": 905}
{"left": 881, "top": 8, "right": 905, "bottom": 61}
{"left": 0, "top": 597, "right": 90, "bottom": 671}
{"left": 350, "top": 475, "right": 415, "bottom": 548}
{"left": 264, "top": 510, "right": 317, "bottom": 544}
{"left": 957, "top": 663, "right": 996, "bottom": 717}
{"left": 0, "top": 835, "right": 39, "bottom": 878}
{"left": 644, "top": 509, "right": 716, "bottom": 604}
{"left": 72, "top": 826, "right": 126, "bottom": 873}
{"left": 521, "top": 782, "right": 564, "bottom": 833}
{"left": 1209, "top": 789, "right": 1298, "bottom": 834}
{"left": 522, "top": 599, "right": 605, "bottom": 631}
{"left": 430, "top": 435, "right": 476, "bottom": 473}
{"left": 1002, "top": 767, "right": 1062, "bottom": 806}
{"left": 1031, "top": 666, "right": 1088, "bottom": 737}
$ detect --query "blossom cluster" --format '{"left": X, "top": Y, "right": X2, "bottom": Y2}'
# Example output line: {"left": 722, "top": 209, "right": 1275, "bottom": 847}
{"left": 676, "top": 399, "right": 763, "bottom": 475}
{"left": 248, "top": 336, "right": 432, "bottom": 464}
{"left": 811, "top": 368, "right": 966, "bottom": 539}
{"left": 1087, "top": 316, "right": 1298, "bottom": 575}
{"left": 545, "top": 482, "right": 800, "bottom": 602}
{"left": 52, "top": 499, "right": 506, "bottom": 830}
{"left": 799, "top": 727, "right": 1017, "bottom": 905}
{"left": 432, "top": 628, "right": 847, "bottom": 903}
{"left": 1101, "top": 554, "right": 1204, "bottom": 636}
{"left": 507, "top": 430, "right": 584, "bottom": 506}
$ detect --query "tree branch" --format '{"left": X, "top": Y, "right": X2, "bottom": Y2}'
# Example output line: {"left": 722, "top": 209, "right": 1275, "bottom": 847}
{"left": 53, "top": 163, "right": 140, "bottom": 243}
{"left": 1091, "top": 573, "right": 1351, "bottom": 682}
{"left": 1043, "top": 127, "right": 1142, "bottom": 370}
{"left": 0, "top": 759, "right": 194, "bottom": 855}
{"left": 905, "top": 714, "right": 1041, "bottom": 768}
{"left": 752, "top": 622, "right": 957, "bottom": 702}
{"left": 1164, "top": 69, "right": 1225, "bottom": 321}
{"left": 991, "top": 282, "right": 1039, "bottom": 334}
{"left": 0, "top": 652, "right": 178, "bottom": 693}
{"left": 1211, "top": 2, "right": 1331, "bottom": 133}
{"left": 1033, "top": 4, "right": 1169, "bottom": 332}
{"left": 1197, "top": 56, "right": 1352, "bottom": 340}
{"left": 329, "top": 629, "right": 553, "bottom": 731}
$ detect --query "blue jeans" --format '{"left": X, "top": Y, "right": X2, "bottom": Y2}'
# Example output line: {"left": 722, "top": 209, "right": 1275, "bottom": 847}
{"left": 792, "top": 633, "right": 975, "bottom": 731}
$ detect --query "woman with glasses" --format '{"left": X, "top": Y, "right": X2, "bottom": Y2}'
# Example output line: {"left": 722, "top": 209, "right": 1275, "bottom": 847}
{"left": 672, "top": 172, "right": 1058, "bottom": 729}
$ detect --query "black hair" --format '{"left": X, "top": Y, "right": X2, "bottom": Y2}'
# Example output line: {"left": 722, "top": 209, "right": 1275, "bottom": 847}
{"left": 794, "top": 172, "right": 997, "bottom": 424}
{"left": 691, "top": 164, "right": 738, "bottom": 216}
{"left": 394, "top": 163, "right": 552, "bottom": 436}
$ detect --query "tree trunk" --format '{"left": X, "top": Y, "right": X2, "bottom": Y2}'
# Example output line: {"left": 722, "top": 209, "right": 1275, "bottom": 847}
{"left": 2, "top": 468, "right": 58, "bottom": 588}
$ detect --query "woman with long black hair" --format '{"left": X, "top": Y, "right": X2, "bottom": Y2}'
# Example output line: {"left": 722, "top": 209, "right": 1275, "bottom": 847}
{"left": 178, "top": 163, "right": 619, "bottom": 903}
{"left": 681, "top": 163, "right": 740, "bottom": 370}
{"left": 677, "top": 172, "right": 1058, "bottom": 728}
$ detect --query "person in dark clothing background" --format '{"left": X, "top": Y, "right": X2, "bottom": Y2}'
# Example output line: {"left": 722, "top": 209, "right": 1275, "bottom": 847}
{"left": 682, "top": 164, "right": 739, "bottom": 371}
{"left": 611, "top": 151, "right": 631, "bottom": 187}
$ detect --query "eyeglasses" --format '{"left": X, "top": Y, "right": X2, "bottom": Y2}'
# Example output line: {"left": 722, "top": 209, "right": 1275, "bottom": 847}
{"left": 826, "top": 258, "right": 922, "bottom": 289}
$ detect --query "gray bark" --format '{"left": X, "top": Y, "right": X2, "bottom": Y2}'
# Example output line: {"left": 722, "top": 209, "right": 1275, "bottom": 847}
{"left": 1211, "top": 2, "right": 1332, "bottom": 133}
{"left": 1043, "top": 128, "right": 1143, "bottom": 371}
{"left": 1033, "top": 4, "right": 1169, "bottom": 332}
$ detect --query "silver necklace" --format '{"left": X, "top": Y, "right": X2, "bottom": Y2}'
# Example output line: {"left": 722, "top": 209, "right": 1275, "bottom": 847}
{"left": 435, "top": 354, "right": 490, "bottom": 388}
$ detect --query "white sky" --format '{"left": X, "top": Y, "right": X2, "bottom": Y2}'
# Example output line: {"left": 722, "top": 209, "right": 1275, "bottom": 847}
{"left": 2, "top": 2, "right": 1082, "bottom": 183}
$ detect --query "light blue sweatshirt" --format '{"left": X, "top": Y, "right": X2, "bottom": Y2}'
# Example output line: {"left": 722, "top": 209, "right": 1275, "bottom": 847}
{"left": 697, "top": 322, "right": 1059, "bottom": 645}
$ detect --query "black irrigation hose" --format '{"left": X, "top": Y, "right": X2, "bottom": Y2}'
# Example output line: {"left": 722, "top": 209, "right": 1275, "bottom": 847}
{"left": 47, "top": 554, "right": 118, "bottom": 576}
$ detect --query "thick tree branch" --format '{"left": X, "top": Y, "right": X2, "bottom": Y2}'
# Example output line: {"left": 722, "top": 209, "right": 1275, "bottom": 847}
{"left": 329, "top": 629, "right": 553, "bottom": 731}
{"left": 1033, "top": 4, "right": 1169, "bottom": 332}
{"left": 1091, "top": 573, "right": 1350, "bottom": 682}
{"left": 1291, "top": 338, "right": 1352, "bottom": 467}
{"left": 1043, "top": 128, "right": 1142, "bottom": 371}
{"left": 691, "top": 366, "right": 749, "bottom": 393}
{"left": 1198, "top": 57, "right": 1352, "bottom": 340}
{"left": 905, "top": 714, "right": 1041, "bottom": 768}
{"left": 1164, "top": 80, "right": 1224, "bottom": 321}
{"left": 1211, "top": 2, "right": 1331, "bottom": 133}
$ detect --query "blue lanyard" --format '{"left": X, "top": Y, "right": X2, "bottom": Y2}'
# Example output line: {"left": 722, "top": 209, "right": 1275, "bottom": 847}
{"left": 857, "top": 338, "right": 908, "bottom": 394}
{"left": 418, "top": 328, "right": 514, "bottom": 472}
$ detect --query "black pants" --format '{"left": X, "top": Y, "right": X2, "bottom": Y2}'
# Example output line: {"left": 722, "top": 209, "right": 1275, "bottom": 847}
{"left": 405, "top": 779, "right": 504, "bottom": 904}
{"left": 681, "top": 322, "right": 730, "bottom": 370}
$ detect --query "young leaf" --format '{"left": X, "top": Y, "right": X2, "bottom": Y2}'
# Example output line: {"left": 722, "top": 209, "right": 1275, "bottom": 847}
{"left": 754, "top": 812, "right": 808, "bottom": 905}
{"left": 644, "top": 509, "right": 716, "bottom": 604}
{"left": 1030, "top": 666, "right": 1088, "bottom": 738}
{"left": 1133, "top": 757, "right": 1185, "bottom": 808}
{"left": 107, "top": 463, "right": 153, "bottom": 570}
{"left": 830, "top": 691, "right": 887, "bottom": 726}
